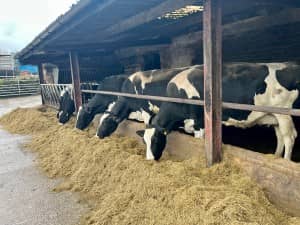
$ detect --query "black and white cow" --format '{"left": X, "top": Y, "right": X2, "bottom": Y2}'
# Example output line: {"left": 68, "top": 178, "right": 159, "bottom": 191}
{"left": 142, "top": 63, "right": 300, "bottom": 161}
{"left": 96, "top": 68, "right": 189, "bottom": 138}
{"left": 75, "top": 75, "right": 128, "bottom": 130}
{"left": 57, "top": 86, "right": 75, "bottom": 124}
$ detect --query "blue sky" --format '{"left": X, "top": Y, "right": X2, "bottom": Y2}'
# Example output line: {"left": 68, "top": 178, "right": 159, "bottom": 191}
{"left": 0, "top": 0, "right": 78, "bottom": 53}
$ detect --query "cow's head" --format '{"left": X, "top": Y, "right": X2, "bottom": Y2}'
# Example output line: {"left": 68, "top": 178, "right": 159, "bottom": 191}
{"left": 140, "top": 126, "right": 168, "bottom": 160}
{"left": 95, "top": 102, "right": 119, "bottom": 138}
{"left": 96, "top": 113, "right": 120, "bottom": 138}
{"left": 57, "top": 87, "right": 75, "bottom": 124}
{"left": 75, "top": 106, "right": 93, "bottom": 130}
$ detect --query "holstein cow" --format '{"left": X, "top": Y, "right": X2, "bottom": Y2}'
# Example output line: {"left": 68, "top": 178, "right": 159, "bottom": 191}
{"left": 96, "top": 68, "right": 189, "bottom": 138}
{"left": 141, "top": 63, "right": 300, "bottom": 161}
{"left": 76, "top": 75, "right": 128, "bottom": 130}
{"left": 57, "top": 86, "right": 75, "bottom": 124}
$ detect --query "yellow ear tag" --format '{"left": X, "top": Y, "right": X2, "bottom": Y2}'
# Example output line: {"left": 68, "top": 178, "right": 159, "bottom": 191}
{"left": 163, "top": 130, "right": 168, "bottom": 136}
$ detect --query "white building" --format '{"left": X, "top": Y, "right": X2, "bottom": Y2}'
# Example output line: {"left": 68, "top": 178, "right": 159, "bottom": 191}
{"left": 0, "top": 50, "right": 17, "bottom": 77}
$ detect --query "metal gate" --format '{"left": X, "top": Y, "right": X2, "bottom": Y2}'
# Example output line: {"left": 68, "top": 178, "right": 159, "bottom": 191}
{"left": 40, "top": 83, "right": 98, "bottom": 109}
{"left": 0, "top": 78, "right": 40, "bottom": 97}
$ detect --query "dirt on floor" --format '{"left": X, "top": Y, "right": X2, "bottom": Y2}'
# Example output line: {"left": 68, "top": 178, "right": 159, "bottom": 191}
{"left": 0, "top": 107, "right": 300, "bottom": 225}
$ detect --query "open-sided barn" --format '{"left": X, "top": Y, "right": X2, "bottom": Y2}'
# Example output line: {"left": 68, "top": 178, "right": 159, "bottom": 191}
{"left": 16, "top": 0, "right": 300, "bottom": 217}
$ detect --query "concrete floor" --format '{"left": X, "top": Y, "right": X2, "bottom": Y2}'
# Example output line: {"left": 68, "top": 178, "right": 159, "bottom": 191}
{"left": 0, "top": 95, "right": 87, "bottom": 225}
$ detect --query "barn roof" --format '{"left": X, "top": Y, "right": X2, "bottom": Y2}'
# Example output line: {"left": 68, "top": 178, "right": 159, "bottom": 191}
{"left": 17, "top": 0, "right": 300, "bottom": 65}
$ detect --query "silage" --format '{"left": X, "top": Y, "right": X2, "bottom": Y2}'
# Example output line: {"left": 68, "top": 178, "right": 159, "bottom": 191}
{"left": 0, "top": 107, "right": 299, "bottom": 225}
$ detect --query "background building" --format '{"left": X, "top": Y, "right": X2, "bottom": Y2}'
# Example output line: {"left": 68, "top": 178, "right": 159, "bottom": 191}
{"left": 0, "top": 50, "right": 18, "bottom": 77}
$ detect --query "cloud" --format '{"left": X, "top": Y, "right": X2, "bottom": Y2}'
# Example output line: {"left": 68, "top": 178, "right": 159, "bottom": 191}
{"left": 3, "top": 22, "right": 17, "bottom": 37}
{"left": 0, "top": 40, "right": 22, "bottom": 53}
{"left": 0, "top": 0, "right": 78, "bottom": 52}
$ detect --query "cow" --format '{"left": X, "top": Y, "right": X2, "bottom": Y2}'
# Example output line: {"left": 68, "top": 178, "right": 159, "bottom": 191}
{"left": 96, "top": 68, "right": 190, "bottom": 138}
{"left": 57, "top": 86, "right": 75, "bottom": 124}
{"left": 140, "top": 63, "right": 300, "bottom": 161}
{"left": 75, "top": 75, "right": 128, "bottom": 130}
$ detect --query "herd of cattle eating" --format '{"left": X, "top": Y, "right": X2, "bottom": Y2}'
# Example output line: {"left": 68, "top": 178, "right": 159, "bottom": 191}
{"left": 57, "top": 63, "right": 300, "bottom": 161}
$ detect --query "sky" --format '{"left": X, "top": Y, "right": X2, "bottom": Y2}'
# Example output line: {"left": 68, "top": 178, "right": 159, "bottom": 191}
{"left": 0, "top": 0, "right": 78, "bottom": 53}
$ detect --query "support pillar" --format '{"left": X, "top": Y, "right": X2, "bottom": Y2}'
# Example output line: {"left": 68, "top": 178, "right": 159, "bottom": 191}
{"left": 38, "top": 63, "right": 45, "bottom": 105}
{"left": 203, "top": 0, "right": 223, "bottom": 167}
{"left": 69, "top": 52, "right": 82, "bottom": 112}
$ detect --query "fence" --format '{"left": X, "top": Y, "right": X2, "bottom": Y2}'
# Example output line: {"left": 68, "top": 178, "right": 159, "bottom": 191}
{"left": 40, "top": 84, "right": 72, "bottom": 109}
{"left": 0, "top": 75, "right": 16, "bottom": 79}
{"left": 0, "top": 78, "right": 40, "bottom": 97}
{"left": 40, "top": 83, "right": 98, "bottom": 109}
{"left": 81, "top": 90, "right": 300, "bottom": 117}
{"left": 41, "top": 81, "right": 300, "bottom": 116}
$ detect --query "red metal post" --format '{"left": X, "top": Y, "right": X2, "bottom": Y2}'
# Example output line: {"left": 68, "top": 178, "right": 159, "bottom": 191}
{"left": 38, "top": 63, "right": 45, "bottom": 105}
{"left": 69, "top": 52, "right": 82, "bottom": 112}
{"left": 203, "top": 0, "right": 223, "bottom": 167}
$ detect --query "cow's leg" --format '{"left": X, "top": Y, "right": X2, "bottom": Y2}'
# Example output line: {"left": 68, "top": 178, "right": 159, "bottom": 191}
{"left": 274, "top": 126, "right": 284, "bottom": 157}
{"left": 183, "top": 119, "right": 204, "bottom": 138}
{"left": 223, "top": 111, "right": 267, "bottom": 128}
{"left": 275, "top": 115, "right": 297, "bottom": 160}
{"left": 193, "top": 116, "right": 205, "bottom": 138}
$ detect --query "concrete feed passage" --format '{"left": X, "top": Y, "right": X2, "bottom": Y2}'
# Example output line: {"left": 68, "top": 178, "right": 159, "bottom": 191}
{"left": 0, "top": 96, "right": 87, "bottom": 225}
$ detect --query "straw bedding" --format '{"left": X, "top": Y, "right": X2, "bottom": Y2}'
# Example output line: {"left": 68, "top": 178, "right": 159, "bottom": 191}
{"left": 0, "top": 107, "right": 299, "bottom": 225}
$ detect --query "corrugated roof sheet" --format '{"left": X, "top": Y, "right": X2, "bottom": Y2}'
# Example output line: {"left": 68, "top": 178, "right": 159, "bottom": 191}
{"left": 158, "top": 5, "right": 203, "bottom": 20}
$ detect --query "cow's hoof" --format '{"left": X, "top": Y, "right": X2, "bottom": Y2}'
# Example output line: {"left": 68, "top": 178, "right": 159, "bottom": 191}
{"left": 146, "top": 153, "right": 155, "bottom": 160}
{"left": 146, "top": 157, "right": 155, "bottom": 161}
{"left": 222, "top": 122, "right": 230, "bottom": 126}
{"left": 222, "top": 118, "right": 236, "bottom": 126}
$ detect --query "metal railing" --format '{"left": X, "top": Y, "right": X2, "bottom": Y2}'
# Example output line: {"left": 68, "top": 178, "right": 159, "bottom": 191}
{"left": 0, "top": 75, "right": 16, "bottom": 79}
{"left": 40, "top": 84, "right": 72, "bottom": 109}
{"left": 40, "top": 83, "right": 98, "bottom": 109}
{"left": 0, "top": 78, "right": 40, "bottom": 97}
{"left": 81, "top": 89, "right": 300, "bottom": 117}
{"left": 43, "top": 82, "right": 300, "bottom": 117}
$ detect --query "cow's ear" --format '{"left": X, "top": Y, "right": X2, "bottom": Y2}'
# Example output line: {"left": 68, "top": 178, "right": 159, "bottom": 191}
{"left": 136, "top": 130, "right": 145, "bottom": 137}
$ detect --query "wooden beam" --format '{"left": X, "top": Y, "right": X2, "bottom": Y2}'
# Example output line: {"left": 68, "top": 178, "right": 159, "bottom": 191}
{"left": 115, "top": 44, "right": 169, "bottom": 58}
{"left": 44, "top": 37, "right": 171, "bottom": 53}
{"left": 203, "top": 0, "right": 223, "bottom": 167}
{"left": 38, "top": 64, "right": 45, "bottom": 105}
{"left": 20, "top": 0, "right": 117, "bottom": 60}
{"left": 173, "top": 7, "right": 300, "bottom": 47}
{"left": 102, "top": 0, "right": 197, "bottom": 38}
{"left": 69, "top": 52, "right": 82, "bottom": 111}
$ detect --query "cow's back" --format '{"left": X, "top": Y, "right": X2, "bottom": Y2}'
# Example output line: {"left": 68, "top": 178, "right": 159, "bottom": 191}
{"left": 98, "top": 75, "right": 128, "bottom": 92}
{"left": 167, "top": 63, "right": 269, "bottom": 102}
{"left": 124, "top": 68, "right": 187, "bottom": 94}
{"left": 222, "top": 63, "right": 269, "bottom": 105}
{"left": 85, "top": 75, "right": 128, "bottom": 111}
{"left": 276, "top": 63, "right": 300, "bottom": 108}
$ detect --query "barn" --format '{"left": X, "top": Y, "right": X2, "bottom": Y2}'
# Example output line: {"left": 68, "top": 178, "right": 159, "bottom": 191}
{"left": 16, "top": 0, "right": 300, "bottom": 218}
